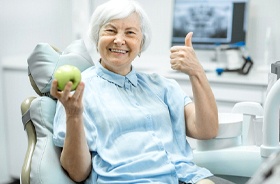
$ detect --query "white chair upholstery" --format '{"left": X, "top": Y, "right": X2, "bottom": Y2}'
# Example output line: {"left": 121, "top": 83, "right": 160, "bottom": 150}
{"left": 21, "top": 97, "right": 76, "bottom": 184}
{"left": 20, "top": 39, "right": 94, "bottom": 184}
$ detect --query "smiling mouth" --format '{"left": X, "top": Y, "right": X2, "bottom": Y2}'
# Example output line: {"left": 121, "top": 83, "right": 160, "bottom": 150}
{"left": 109, "top": 48, "right": 128, "bottom": 54}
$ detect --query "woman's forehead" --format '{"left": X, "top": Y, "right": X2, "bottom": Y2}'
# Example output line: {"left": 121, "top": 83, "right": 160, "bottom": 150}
{"left": 104, "top": 13, "right": 141, "bottom": 28}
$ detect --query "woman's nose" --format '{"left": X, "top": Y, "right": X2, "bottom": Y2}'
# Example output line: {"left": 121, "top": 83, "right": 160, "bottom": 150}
{"left": 114, "top": 33, "right": 125, "bottom": 46}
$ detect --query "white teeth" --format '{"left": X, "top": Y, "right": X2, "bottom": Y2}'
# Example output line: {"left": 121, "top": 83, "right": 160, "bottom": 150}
{"left": 111, "top": 49, "right": 127, "bottom": 54}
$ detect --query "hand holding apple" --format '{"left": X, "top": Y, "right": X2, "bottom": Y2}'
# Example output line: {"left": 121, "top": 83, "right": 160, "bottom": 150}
{"left": 54, "top": 65, "right": 81, "bottom": 91}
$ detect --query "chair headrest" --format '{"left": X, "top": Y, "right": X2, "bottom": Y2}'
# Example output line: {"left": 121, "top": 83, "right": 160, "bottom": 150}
{"left": 27, "top": 39, "right": 94, "bottom": 95}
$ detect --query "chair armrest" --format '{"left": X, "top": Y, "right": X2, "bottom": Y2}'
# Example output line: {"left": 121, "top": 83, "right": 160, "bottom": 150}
{"left": 20, "top": 97, "right": 37, "bottom": 184}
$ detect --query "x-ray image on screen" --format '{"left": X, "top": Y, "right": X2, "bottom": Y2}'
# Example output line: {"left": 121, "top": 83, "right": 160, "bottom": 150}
{"left": 172, "top": 1, "right": 233, "bottom": 44}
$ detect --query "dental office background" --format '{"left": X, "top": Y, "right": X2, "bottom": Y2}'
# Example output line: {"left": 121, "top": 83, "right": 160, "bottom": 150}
{"left": 1, "top": 0, "right": 280, "bottom": 183}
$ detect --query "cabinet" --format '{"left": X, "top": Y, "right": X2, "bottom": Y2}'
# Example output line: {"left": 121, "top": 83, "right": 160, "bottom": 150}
{"left": 0, "top": 63, "right": 11, "bottom": 183}
{"left": 168, "top": 71, "right": 267, "bottom": 112}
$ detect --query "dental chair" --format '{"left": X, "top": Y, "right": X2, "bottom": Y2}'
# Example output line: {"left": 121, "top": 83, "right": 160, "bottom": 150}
{"left": 193, "top": 102, "right": 264, "bottom": 183}
{"left": 20, "top": 39, "right": 94, "bottom": 184}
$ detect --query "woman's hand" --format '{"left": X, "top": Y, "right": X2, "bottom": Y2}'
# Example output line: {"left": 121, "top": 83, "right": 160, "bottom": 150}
{"left": 51, "top": 80, "right": 85, "bottom": 117}
{"left": 170, "top": 32, "right": 204, "bottom": 77}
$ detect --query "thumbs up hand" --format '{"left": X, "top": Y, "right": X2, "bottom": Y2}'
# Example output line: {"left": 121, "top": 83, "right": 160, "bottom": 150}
{"left": 170, "top": 32, "right": 204, "bottom": 76}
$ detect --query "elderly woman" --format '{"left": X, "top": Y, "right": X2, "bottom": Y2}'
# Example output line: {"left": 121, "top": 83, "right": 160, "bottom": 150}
{"left": 51, "top": 0, "right": 233, "bottom": 183}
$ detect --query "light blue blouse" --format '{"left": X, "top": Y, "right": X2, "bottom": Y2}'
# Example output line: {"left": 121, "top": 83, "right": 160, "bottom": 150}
{"left": 53, "top": 61, "right": 212, "bottom": 183}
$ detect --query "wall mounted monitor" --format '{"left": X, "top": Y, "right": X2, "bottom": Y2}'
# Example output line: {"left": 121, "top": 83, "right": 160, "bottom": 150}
{"left": 171, "top": 0, "right": 248, "bottom": 49}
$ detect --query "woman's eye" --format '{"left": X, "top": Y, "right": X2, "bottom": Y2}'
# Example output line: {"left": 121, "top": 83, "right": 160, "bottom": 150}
{"left": 128, "top": 31, "right": 135, "bottom": 34}
{"left": 106, "top": 29, "right": 115, "bottom": 33}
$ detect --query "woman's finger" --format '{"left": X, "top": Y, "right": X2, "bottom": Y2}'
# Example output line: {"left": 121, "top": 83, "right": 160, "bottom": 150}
{"left": 72, "top": 82, "right": 85, "bottom": 101}
{"left": 50, "top": 80, "right": 60, "bottom": 98}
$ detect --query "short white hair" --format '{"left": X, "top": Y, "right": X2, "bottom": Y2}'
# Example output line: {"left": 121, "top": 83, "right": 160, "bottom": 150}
{"left": 88, "top": 0, "right": 152, "bottom": 52}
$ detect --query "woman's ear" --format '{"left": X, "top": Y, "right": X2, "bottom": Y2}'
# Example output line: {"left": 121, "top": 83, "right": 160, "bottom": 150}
{"left": 96, "top": 40, "right": 99, "bottom": 52}
{"left": 138, "top": 39, "right": 144, "bottom": 57}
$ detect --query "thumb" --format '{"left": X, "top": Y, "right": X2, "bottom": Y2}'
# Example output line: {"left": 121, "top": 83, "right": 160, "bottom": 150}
{"left": 185, "top": 32, "right": 193, "bottom": 47}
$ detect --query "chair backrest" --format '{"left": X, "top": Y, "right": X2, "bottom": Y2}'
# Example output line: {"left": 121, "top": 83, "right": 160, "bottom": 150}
{"left": 21, "top": 96, "right": 76, "bottom": 184}
{"left": 21, "top": 39, "right": 94, "bottom": 184}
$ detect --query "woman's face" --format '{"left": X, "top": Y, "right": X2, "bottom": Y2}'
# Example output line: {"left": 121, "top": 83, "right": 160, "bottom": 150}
{"left": 98, "top": 13, "right": 143, "bottom": 75}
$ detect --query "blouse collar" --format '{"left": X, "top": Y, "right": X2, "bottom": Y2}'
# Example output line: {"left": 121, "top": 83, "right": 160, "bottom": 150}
{"left": 95, "top": 60, "right": 138, "bottom": 88}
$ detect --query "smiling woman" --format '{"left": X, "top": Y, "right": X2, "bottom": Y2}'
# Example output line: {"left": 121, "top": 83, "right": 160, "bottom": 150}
{"left": 50, "top": 0, "right": 232, "bottom": 183}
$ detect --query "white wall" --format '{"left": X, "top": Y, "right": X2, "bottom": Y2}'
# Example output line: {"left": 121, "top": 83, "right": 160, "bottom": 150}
{"left": 246, "top": 0, "right": 280, "bottom": 69}
{"left": 0, "top": 0, "right": 73, "bottom": 59}
{"left": 0, "top": 0, "right": 73, "bottom": 182}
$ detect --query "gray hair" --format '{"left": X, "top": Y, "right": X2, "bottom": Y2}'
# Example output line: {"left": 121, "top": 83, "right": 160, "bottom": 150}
{"left": 88, "top": 0, "right": 152, "bottom": 52}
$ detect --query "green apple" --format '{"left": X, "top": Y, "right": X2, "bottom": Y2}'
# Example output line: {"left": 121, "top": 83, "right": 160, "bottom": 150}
{"left": 54, "top": 65, "right": 81, "bottom": 91}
